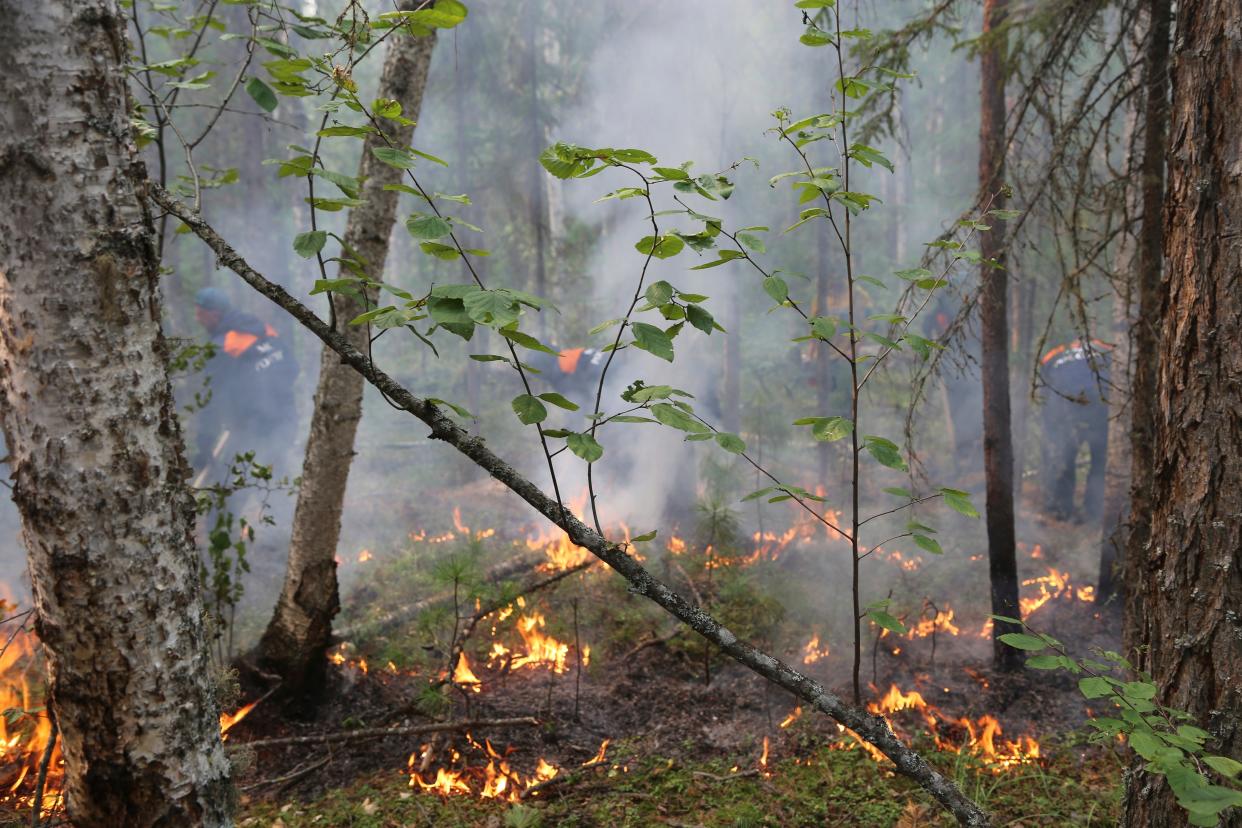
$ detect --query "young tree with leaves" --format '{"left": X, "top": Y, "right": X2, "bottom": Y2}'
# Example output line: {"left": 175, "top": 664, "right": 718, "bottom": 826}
{"left": 255, "top": 7, "right": 442, "bottom": 699}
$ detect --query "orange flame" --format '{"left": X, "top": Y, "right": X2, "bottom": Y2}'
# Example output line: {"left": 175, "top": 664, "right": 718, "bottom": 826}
{"left": 453, "top": 652, "right": 482, "bottom": 692}
{"left": 861, "top": 684, "right": 1040, "bottom": 772}
{"left": 802, "top": 634, "right": 830, "bottom": 664}
{"left": 582, "top": 739, "right": 610, "bottom": 767}
{"left": 779, "top": 707, "right": 803, "bottom": 728}
{"left": 219, "top": 699, "right": 259, "bottom": 738}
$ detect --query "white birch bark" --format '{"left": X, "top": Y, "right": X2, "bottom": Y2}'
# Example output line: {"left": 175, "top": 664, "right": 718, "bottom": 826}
{"left": 0, "top": 0, "right": 232, "bottom": 824}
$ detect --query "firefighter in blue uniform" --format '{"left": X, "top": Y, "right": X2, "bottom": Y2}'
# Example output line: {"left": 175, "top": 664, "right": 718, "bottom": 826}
{"left": 193, "top": 287, "right": 298, "bottom": 482}
{"left": 1039, "top": 339, "right": 1110, "bottom": 522}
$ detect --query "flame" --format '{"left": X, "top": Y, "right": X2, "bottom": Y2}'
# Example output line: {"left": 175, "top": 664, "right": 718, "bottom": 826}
{"left": 906, "top": 609, "right": 960, "bottom": 640}
{"left": 453, "top": 652, "right": 482, "bottom": 692}
{"left": 758, "top": 736, "right": 771, "bottom": 776}
{"left": 802, "top": 634, "right": 830, "bottom": 664}
{"left": 219, "top": 699, "right": 260, "bottom": 738}
{"left": 667, "top": 536, "right": 687, "bottom": 555}
{"left": 582, "top": 739, "right": 610, "bottom": 767}
{"left": 860, "top": 684, "right": 1040, "bottom": 772}
{"left": 510, "top": 614, "right": 570, "bottom": 674}
{"left": 977, "top": 566, "right": 1097, "bottom": 637}
{"left": 0, "top": 602, "right": 63, "bottom": 817}
{"left": 357, "top": 548, "right": 372, "bottom": 563}
{"left": 779, "top": 707, "right": 803, "bottom": 728}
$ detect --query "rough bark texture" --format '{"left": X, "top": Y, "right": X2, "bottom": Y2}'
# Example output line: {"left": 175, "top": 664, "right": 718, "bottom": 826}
{"left": 1122, "top": 0, "right": 1172, "bottom": 630}
{"left": 156, "top": 184, "right": 996, "bottom": 827}
{"left": 0, "top": 1, "right": 232, "bottom": 824}
{"left": 255, "top": 27, "right": 437, "bottom": 693}
{"left": 1122, "top": 0, "right": 1241, "bottom": 824}
{"left": 978, "top": 0, "right": 1022, "bottom": 672}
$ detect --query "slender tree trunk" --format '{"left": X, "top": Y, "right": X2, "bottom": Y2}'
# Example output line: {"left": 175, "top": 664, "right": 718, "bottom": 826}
{"left": 815, "top": 228, "right": 832, "bottom": 485}
{"left": 527, "top": 1, "right": 548, "bottom": 332}
{"left": 1123, "top": 1, "right": 1242, "bottom": 825}
{"left": 256, "top": 26, "right": 437, "bottom": 694}
{"left": 979, "top": 0, "right": 1022, "bottom": 672}
{"left": 0, "top": 1, "right": 231, "bottom": 823}
{"left": 1097, "top": 268, "right": 1132, "bottom": 604}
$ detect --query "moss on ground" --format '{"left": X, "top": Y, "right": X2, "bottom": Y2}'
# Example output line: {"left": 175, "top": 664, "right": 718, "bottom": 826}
{"left": 240, "top": 737, "right": 1120, "bottom": 827}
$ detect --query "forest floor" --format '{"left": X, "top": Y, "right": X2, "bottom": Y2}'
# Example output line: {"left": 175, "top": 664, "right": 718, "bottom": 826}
{"left": 220, "top": 474, "right": 1126, "bottom": 828}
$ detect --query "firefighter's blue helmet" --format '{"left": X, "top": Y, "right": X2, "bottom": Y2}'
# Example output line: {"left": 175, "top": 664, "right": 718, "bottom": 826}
{"left": 194, "top": 287, "right": 230, "bottom": 313}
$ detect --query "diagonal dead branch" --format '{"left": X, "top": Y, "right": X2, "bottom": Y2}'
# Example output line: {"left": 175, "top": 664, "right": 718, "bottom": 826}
{"left": 227, "top": 717, "right": 541, "bottom": 752}
{"left": 151, "top": 184, "right": 993, "bottom": 828}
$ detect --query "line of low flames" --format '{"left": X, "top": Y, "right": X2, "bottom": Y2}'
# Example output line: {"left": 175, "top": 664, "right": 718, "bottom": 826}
{"left": 778, "top": 684, "right": 1040, "bottom": 772}
{"left": 408, "top": 736, "right": 611, "bottom": 801}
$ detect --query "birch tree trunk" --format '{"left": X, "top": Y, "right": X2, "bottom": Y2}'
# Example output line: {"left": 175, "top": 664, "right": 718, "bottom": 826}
{"left": 1122, "top": 0, "right": 1242, "bottom": 823}
{"left": 0, "top": 0, "right": 232, "bottom": 824}
{"left": 255, "top": 26, "right": 437, "bottom": 694}
{"left": 978, "top": 0, "right": 1022, "bottom": 672}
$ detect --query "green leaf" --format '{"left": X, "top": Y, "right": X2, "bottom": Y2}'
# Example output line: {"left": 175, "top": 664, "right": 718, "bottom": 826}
{"left": 406, "top": 214, "right": 453, "bottom": 240}
{"left": 715, "top": 432, "right": 746, "bottom": 454}
{"left": 864, "top": 435, "right": 906, "bottom": 471}
{"left": 737, "top": 232, "right": 767, "bottom": 254}
{"left": 649, "top": 403, "right": 708, "bottom": 434}
{"left": 498, "top": 327, "right": 558, "bottom": 355}
{"left": 940, "top": 487, "right": 980, "bottom": 518}
{"left": 762, "top": 275, "right": 789, "bottom": 304}
{"left": 810, "top": 316, "right": 837, "bottom": 340}
{"left": 883, "top": 486, "right": 912, "bottom": 499}
{"left": 635, "top": 234, "right": 685, "bottom": 259}
{"left": 1128, "top": 730, "right": 1163, "bottom": 760}
{"left": 685, "top": 304, "right": 715, "bottom": 334}
{"left": 1205, "top": 755, "right": 1242, "bottom": 779}
{"left": 866, "top": 609, "right": 906, "bottom": 635}
{"left": 1122, "top": 681, "right": 1158, "bottom": 701}
{"left": 292, "top": 230, "right": 327, "bottom": 258}
{"left": 645, "top": 280, "right": 674, "bottom": 306}
{"left": 244, "top": 77, "right": 278, "bottom": 112}
{"left": 511, "top": 394, "right": 548, "bottom": 425}
{"left": 1079, "top": 676, "right": 1115, "bottom": 699}
{"left": 913, "top": 534, "right": 943, "bottom": 555}
{"left": 800, "top": 27, "right": 834, "bottom": 47}
{"left": 462, "top": 289, "right": 519, "bottom": 327}
{"left": 567, "top": 432, "right": 604, "bottom": 462}
{"left": 632, "top": 322, "right": 674, "bottom": 362}
{"left": 630, "top": 530, "right": 658, "bottom": 542}
{"left": 372, "top": 146, "right": 419, "bottom": 169}
{"left": 998, "top": 633, "right": 1047, "bottom": 652}
{"left": 1026, "top": 654, "right": 1065, "bottom": 670}
{"left": 538, "top": 392, "right": 579, "bottom": 411}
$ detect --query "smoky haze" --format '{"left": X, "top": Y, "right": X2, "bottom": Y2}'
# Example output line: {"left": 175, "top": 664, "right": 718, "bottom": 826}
{"left": 0, "top": 0, "right": 1114, "bottom": 659}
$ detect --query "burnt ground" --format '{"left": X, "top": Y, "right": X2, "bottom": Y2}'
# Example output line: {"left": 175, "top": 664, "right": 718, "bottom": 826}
{"left": 226, "top": 593, "right": 1121, "bottom": 814}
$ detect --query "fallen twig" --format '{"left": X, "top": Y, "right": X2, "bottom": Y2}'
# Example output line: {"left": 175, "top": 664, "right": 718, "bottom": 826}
{"left": 238, "top": 754, "right": 331, "bottom": 793}
{"left": 30, "top": 718, "right": 57, "bottom": 828}
{"left": 226, "top": 717, "right": 540, "bottom": 752}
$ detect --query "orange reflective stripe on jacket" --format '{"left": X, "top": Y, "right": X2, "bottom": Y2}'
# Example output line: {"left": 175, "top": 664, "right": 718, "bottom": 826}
{"left": 1040, "top": 338, "right": 1113, "bottom": 365}
{"left": 222, "top": 330, "right": 259, "bottom": 357}
{"left": 558, "top": 347, "right": 584, "bottom": 374}
{"left": 265, "top": 324, "right": 278, "bottom": 338}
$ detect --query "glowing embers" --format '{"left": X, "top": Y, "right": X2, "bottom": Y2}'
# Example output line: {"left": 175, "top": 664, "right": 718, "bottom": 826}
{"left": 840, "top": 683, "right": 1041, "bottom": 773}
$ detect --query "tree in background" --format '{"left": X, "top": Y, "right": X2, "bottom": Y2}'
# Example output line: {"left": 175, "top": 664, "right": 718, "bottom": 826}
{"left": 255, "top": 15, "right": 440, "bottom": 697}
{"left": 977, "top": 0, "right": 1022, "bottom": 672}
{"left": 0, "top": 0, "right": 230, "bottom": 822}
{"left": 1122, "top": 0, "right": 1241, "bottom": 823}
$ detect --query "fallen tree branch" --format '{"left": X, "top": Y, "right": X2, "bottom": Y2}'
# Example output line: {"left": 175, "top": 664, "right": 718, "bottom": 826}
{"left": 226, "top": 716, "right": 540, "bottom": 752}
{"left": 153, "top": 185, "right": 993, "bottom": 828}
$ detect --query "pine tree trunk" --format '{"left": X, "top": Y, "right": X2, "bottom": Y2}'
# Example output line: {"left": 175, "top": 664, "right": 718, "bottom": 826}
{"left": 0, "top": 0, "right": 232, "bottom": 823}
{"left": 256, "top": 26, "right": 437, "bottom": 695}
{"left": 1122, "top": 0, "right": 1241, "bottom": 824}
{"left": 978, "top": 0, "right": 1022, "bottom": 672}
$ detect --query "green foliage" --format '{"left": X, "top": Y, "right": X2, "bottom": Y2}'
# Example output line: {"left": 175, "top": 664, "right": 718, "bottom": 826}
{"left": 1000, "top": 624, "right": 1242, "bottom": 826}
